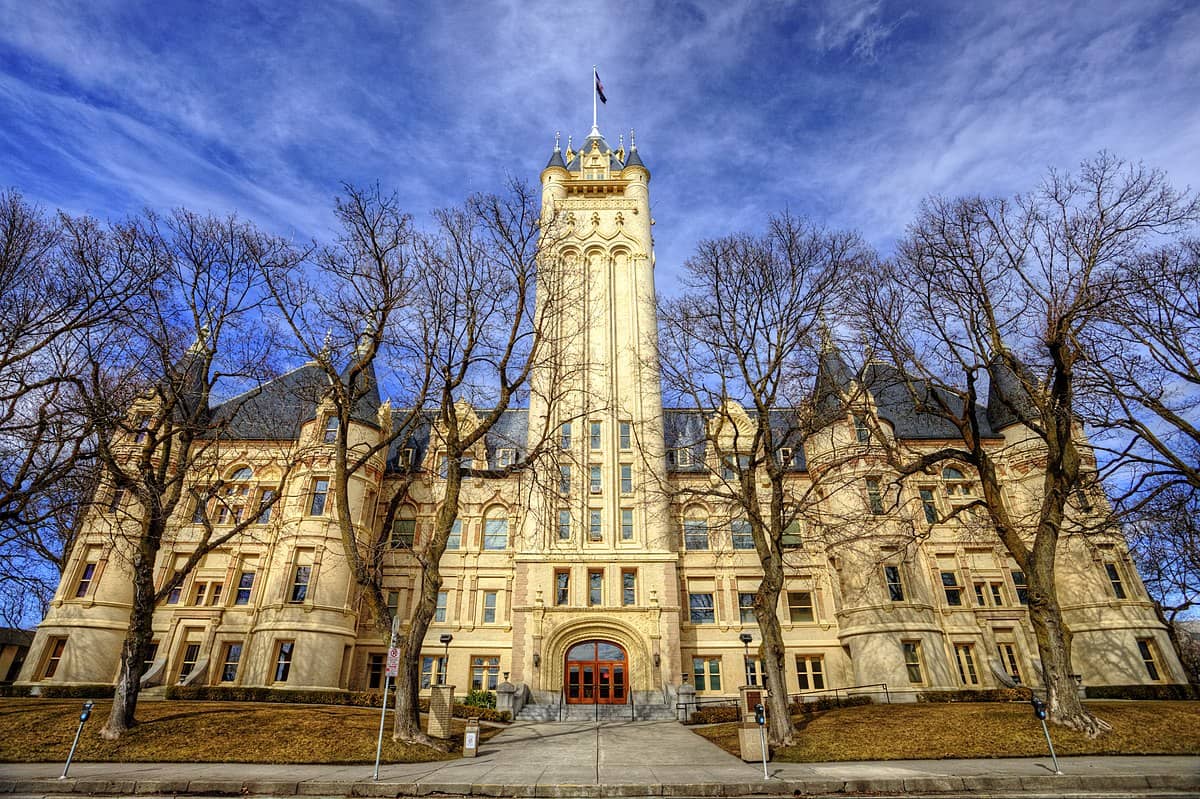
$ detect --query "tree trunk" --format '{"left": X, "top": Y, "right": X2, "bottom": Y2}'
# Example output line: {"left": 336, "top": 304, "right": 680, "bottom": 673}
{"left": 754, "top": 554, "right": 796, "bottom": 747}
{"left": 99, "top": 548, "right": 157, "bottom": 739}
{"left": 1027, "top": 563, "right": 1111, "bottom": 738}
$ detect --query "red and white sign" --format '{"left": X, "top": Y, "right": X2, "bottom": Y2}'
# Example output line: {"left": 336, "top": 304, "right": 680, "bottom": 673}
{"left": 386, "top": 647, "right": 401, "bottom": 677}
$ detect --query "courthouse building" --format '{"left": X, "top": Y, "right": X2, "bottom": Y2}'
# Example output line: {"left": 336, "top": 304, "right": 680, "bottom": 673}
{"left": 19, "top": 122, "right": 1186, "bottom": 710}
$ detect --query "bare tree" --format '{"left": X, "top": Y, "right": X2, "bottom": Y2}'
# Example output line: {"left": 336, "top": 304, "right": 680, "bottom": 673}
{"left": 0, "top": 191, "right": 142, "bottom": 624}
{"left": 63, "top": 209, "right": 298, "bottom": 739}
{"left": 854, "top": 153, "right": 1197, "bottom": 736}
{"left": 657, "top": 214, "right": 866, "bottom": 746}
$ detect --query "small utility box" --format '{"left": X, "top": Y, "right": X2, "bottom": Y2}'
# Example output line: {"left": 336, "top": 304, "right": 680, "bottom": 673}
{"left": 462, "top": 717, "right": 481, "bottom": 758}
{"left": 738, "top": 721, "right": 767, "bottom": 762}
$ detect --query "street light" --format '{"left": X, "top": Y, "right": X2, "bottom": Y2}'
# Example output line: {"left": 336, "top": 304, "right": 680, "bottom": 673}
{"left": 439, "top": 633, "right": 453, "bottom": 685}
{"left": 739, "top": 632, "right": 753, "bottom": 686}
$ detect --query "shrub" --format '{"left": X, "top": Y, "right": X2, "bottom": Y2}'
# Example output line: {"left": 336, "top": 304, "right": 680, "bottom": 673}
{"left": 160, "top": 685, "right": 511, "bottom": 721}
{"left": 37, "top": 684, "right": 115, "bottom": 699}
{"left": 0, "top": 685, "right": 30, "bottom": 697}
{"left": 1086, "top": 684, "right": 1198, "bottom": 701}
{"left": 463, "top": 689, "right": 496, "bottom": 709}
{"left": 917, "top": 688, "right": 1026, "bottom": 703}
{"left": 688, "top": 705, "right": 739, "bottom": 725}
{"left": 790, "top": 695, "right": 873, "bottom": 713}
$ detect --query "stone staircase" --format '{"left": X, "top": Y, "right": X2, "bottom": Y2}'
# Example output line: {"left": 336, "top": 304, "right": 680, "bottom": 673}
{"left": 517, "top": 701, "right": 677, "bottom": 722}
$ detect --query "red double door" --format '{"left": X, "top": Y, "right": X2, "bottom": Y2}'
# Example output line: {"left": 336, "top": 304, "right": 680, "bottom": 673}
{"left": 565, "top": 640, "right": 627, "bottom": 704}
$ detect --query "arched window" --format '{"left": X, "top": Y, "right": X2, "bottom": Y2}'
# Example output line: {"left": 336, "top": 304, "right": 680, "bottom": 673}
{"left": 942, "top": 466, "right": 974, "bottom": 500}
{"left": 942, "top": 467, "right": 966, "bottom": 481}
{"left": 229, "top": 466, "right": 253, "bottom": 481}
{"left": 483, "top": 507, "right": 508, "bottom": 550}
{"left": 683, "top": 508, "right": 709, "bottom": 551}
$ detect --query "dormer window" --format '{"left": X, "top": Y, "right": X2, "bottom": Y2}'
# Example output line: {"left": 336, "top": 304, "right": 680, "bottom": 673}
{"left": 942, "top": 467, "right": 975, "bottom": 501}
{"left": 323, "top": 416, "right": 339, "bottom": 444}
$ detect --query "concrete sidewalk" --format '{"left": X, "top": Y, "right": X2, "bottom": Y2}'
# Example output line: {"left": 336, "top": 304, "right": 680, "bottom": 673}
{"left": 1, "top": 720, "right": 1197, "bottom": 797}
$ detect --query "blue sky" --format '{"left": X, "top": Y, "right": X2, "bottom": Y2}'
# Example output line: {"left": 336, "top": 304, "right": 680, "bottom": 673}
{"left": 2, "top": 0, "right": 1198, "bottom": 283}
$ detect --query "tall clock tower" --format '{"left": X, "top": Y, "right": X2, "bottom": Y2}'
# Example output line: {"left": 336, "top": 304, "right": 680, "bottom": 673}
{"left": 513, "top": 125, "right": 680, "bottom": 704}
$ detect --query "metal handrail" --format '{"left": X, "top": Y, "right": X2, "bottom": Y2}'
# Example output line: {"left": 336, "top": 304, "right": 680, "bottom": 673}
{"left": 788, "top": 681, "right": 891, "bottom": 706}
{"left": 558, "top": 684, "right": 565, "bottom": 722}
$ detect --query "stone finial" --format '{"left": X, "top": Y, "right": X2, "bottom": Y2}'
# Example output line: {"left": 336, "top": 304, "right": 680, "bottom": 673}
{"left": 554, "top": 130, "right": 561, "bottom": 151}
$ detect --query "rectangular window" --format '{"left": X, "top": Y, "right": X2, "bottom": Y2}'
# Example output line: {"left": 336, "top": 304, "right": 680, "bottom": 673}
{"left": 309, "top": 479, "right": 329, "bottom": 516}
{"left": 688, "top": 592, "right": 715, "bottom": 624}
{"left": 257, "top": 490, "right": 276, "bottom": 524}
{"left": 954, "top": 643, "right": 979, "bottom": 685}
{"left": 1011, "top": 570, "right": 1029, "bottom": 605}
{"left": 471, "top": 655, "right": 501, "bottom": 691}
{"left": 192, "top": 582, "right": 209, "bottom": 606}
{"left": 220, "top": 643, "right": 242, "bottom": 683}
{"left": 142, "top": 641, "right": 159, "bottom": 677}
{"left": 558, "top": 510, "right": 572, "bottom": 540}
{"left": 997, "top": 641, "right": 1022, "bottom": 683}
{"left": 235, "top": 571, "right": 255, "bottom": 605}
{"left": 779, "top": 447, "right": 793, "bottom": 468}
{"left": 391, "top": 517, "right": 416, "bottom": 549}
{"left": 619, "top": 422, "right": 631, "bottom": 450}
{"left": 134, "top": 413, "right": 152, "bottom": 443}
{"left": 42, "top": 637, "right": 66, "bottom": 679}
{"left": 588, "top": 569, "right": 603, "bottom": 606}
{"left": 746, "top": 658, "right": 765, "bottom": 687}
{"left": 178, "top": 643, "right": 201, "bottom": 683}
{"left": 192, "top": 496, "right": 208, "bottom": 524}
{"left": 902, "top": 640, "right": 924, "bottom": 684}
{"left": 437, "top": 454, "right": 448, "bottom": 479}
{"left": 274, "top": 641, "right": 294, "bottom": 682}
{"left": 75, "top": 562, "right": 97, "bottom": 598}
{"left": 589, "top": 509, "right": 602, "bottom": 541}
{"left": 622, "top": 569, "right": 636, "bottom": 606}
{"left": 620, "top": 508, "right": 634, "bottom": 541}
{"left": 446, "top": 520, "right": 462, "bottom": 550}
{"left": 482, "top": 590, "right": 497, "bottom": 624}
{"left": 866, "top": 478, "right": 884, "bottom": 515}
{"left": 209, "top": 583, "right": 223, "bottom": 606}
{"left": 684, "top": 519, "right": 709, "bottom": 550}
{"left": 166, "top": 580, "right": 183, "bottom": 605}
{"left": 108, "top": 487, "right": 125, "bottom": 513}
{"left": 692, "top": 657, "right": 722, "bottom": 692}
{"left": 431, "top": 591, "right": 447, "bottom": 623}
{"left": 560, "top": 423, "right": 572, "bottom": 449}
{"left": 974, "top": 582, "right": 987, "bottom": 607}
{"left": 781, "top": 519, "right": 803, "bottom": 548}
{"left": 367, "top": 653, "right": 385, "bottom": 689}
{"left": 739, "top": 592, "right": 756, "bottom": 624}
{"left": 732, "top": 519, "right": 754, "bottom": 550}
{"left": 323, "top": 416, "right": 339, "bottom": 443}
{"left": 483, "top": 518, "right": 508, "bottom": 550}
{"left": 796, "top": 655, "right": 825, "bottom": 691}
{"left": 620, "top": 463, "right": 633, "bottom": 494}
{"left": 1136, "top": 639, "right": 1162, "bottom": 681}
{"left": 884, "top": 565, "right": 905, "bottom": 602}
{"left": 589, "top": 465, "right": 602, "bottom": 494}
{"left": 990, "top": 583, "right": 1004, "bottom": 606}
{"left": 387, "top": 591, "right": 399, "bottom": 617}
{"left": 497, "top": 448, "right": 515, "bottom": 468}
{"left": 1105, "top": 563, "right": 1127, "bottom": 599}
{"left": 919, "top": 487, "right": 938, "bottom": 524}
{"left": 415, "top": 654, "right": 447, "bottom": 688}
{"left": 675, "top": 447, "right": 693, "bottom": 468}
{"left": 589, "top": 421, "right": 602, "bottom": 450}
{"left": 421, "top": 655, "right": 448, "bottom": 688}
{"left": 560, "top": 464, "right": 572, "bottom": 495}
{"left": 854, "top": 414, "right": 870, "bottom": 442}
{"left": 555, "top": 570, "right": 570, "bottom": 606}
{"left": 941, "top": 570, "right": 964, "bottom": 606}
{"left": 290, "top": 565, "right": 311, "bottom": 603}
{"left": 788, "top": 590, "right": 815, "bottom": 623}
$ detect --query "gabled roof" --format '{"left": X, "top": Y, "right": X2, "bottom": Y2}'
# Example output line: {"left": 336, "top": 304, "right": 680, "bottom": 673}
{"left": 207, "top": 363, "right": 329, "bottom": 440}
{"left": 862, "top": 362, "right": 1000, "bottom": 439}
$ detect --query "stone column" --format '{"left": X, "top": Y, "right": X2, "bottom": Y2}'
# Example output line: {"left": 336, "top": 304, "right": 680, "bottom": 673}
{"left": 428, "top": 684, "right": 455, "bottom": 739}
{"left": 676, "top": 681, "right": 696, "bottom": 722}
{"left": 496, "top": 677, "right": 517, "bottom": 719}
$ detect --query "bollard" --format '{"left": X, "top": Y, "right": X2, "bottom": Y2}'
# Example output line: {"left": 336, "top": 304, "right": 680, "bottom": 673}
{"left": 60, "top": 701, "right": 94, "bottom": 779}
{"left": 463, "top": 717, "right": 481, "bottom": 758}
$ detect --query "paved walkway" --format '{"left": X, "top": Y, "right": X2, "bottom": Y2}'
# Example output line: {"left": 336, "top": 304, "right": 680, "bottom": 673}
{"left": 1, "top": 720, "right": 1197, "bottom": 796}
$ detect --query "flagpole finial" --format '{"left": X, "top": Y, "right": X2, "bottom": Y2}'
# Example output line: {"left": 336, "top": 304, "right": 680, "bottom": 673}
{"left": 554, "top": 130, "right": 561, "bottom": 151}
{"left": 630, "top": 128, "right": 636, "bottom": 149}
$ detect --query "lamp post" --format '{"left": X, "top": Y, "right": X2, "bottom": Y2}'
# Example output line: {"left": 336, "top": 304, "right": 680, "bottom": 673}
{"left": 739, "top": 632, "right": 753, "bottom": 686}
{"left": 439, "top": 633, "right": 453, "bottom": 685}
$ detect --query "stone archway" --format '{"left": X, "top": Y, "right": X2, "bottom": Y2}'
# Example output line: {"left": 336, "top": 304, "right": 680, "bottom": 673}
{"left": 542, "top": 618, "right": 653, "bottom": 702}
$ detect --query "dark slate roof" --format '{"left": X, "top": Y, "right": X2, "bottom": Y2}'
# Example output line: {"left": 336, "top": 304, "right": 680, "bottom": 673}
{"left": 208, "top": 363, "right": 329, "bottom": 440}
{"left": 813, "top": 345, "right": 855, "bottom": 423}
{"left": 385, "top": 408, "right": 530, "bottom": 474}
{"left": 986, "top": 353, "right": 1039, "bottom": 431}
{"left": 545, "top": 148, "right": 567, "bottom": 169}
{"left": 339, "top": 359, "right": 383, "bottom": 429}
{"left": 662, "top": 409, "right": 808, "bottom": 472}
{"left": 0, "top": 628, "right": 33, "bottom": 647}
{"left": 623, "top": 146, "right": 646, "bottom": 170}
{"left": 861, "top": 362, "right": 1000, "bottom": 439}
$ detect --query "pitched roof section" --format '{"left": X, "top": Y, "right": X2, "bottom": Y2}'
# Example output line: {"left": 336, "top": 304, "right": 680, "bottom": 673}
{"left": 986, "top": 353, "right": 1039, "bottom": 431}
{"left": 207, "top": 363, "right": 329, "bottom": 440}
{"left": 861, "top": 362, "right": 1000, "bottom": 439}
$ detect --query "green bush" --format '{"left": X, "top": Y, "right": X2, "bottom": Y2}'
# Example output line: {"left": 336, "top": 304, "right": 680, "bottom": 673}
{"left": 688, "top": 705, "right": 739, "bottom": 724}
{"left": 1085, "top": 684, "right": 1198, "bottom": 701}
{"left": 463, "top": 689, "right": 496, "bottom": 709}
{"left": 790, "top": 694, "right": 873, "bottom": 713}
{"left": 918, "top": 688, "right": 1027, "bottom": 703}
{"left": 163, "top": 685, "right": 511, "bottom": 721}
{"left": 0, "top": 684, "right": 30, "bottom": 697}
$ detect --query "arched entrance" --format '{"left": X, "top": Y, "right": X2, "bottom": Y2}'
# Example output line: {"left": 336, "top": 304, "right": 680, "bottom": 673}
{"left": 565, "top": 640, "right": 627, "bottom": 704}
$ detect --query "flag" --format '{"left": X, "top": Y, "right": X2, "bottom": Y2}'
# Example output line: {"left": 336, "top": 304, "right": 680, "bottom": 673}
{"left": 595, "top": 71, "right": 607, "bottom": 104}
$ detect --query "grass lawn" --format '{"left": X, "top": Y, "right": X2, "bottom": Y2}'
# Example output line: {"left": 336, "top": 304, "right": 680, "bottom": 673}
{"left": 0, "top": 699, "right": 502, "bottom": 764}
{"left": 693, "top": 701, "right": 1200, "bottom": 762}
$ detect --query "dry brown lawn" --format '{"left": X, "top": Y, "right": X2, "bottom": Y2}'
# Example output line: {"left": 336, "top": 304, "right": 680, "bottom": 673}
{"left": 0, "top": 699, "right": 501, "bottom": 763}
{"left": 693, "top": 701, "right": 1200, "bottom": 762}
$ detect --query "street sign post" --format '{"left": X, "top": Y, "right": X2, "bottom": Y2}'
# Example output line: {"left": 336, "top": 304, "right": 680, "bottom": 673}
{"left": 373, "top": 616, "right": 401, "bottom": 780}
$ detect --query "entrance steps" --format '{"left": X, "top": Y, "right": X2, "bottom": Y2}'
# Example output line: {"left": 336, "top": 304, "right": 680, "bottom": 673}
{"left": 517, "top": 701, "right": 677, "bottom": 722}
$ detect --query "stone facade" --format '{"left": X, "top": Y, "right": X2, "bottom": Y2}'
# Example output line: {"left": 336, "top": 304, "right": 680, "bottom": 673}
{"left": 18, "top": 123, "right": 1186, "bottom": 706}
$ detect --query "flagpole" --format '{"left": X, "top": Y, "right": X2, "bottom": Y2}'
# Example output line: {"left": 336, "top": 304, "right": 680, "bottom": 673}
{"left": 592, "top": 65, "right": 598, "bottom": 131}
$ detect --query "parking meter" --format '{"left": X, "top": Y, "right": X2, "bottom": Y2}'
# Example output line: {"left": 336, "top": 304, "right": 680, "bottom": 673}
{"left": 1030, "top": 696, "right": 1047, "bottom": 720}
{"left": 754, "top": 703, "right": 766, "bottom": 726}
{"left": 61, "top": 700, "right": 96, "bottom": 778}
{"left": 80, "top": 701, "right": 94, "bottom": 722}
{"left": 753, "top": 703, "right": 768, "bottom": 778}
